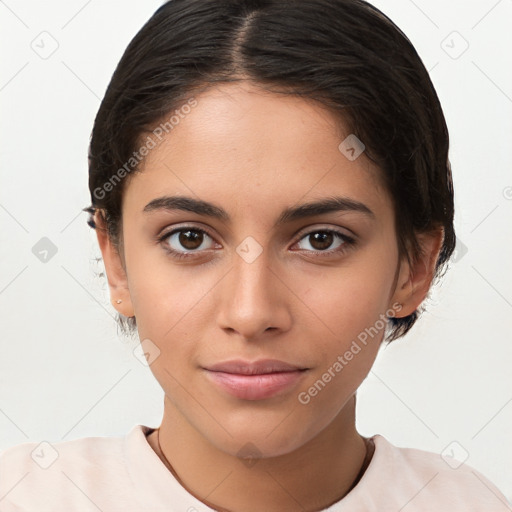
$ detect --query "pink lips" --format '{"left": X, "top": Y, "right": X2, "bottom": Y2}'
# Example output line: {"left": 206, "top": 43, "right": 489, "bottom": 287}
{"left": 203, "top": 359, "right": 308, "bottom": 400}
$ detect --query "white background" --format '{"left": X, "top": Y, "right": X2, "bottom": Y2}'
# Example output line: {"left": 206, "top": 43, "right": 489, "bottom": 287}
{"left": 1, "top": 0, "right": 511, "bottom": 504}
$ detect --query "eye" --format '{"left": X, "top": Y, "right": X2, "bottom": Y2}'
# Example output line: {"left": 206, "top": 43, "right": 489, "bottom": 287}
{"left": 158, "top": 226, "right": 217, "bottom": 259}
{"left": 158, "top": 225, "right": 356, "bottom": 261}
{"left": 294, "top": 229, "right": 356, "bottom": 256}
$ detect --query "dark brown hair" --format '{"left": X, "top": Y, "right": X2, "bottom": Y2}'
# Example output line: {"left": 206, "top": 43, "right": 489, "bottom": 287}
{"left": 84, "top": 0, "right": 455, "bottom": 342}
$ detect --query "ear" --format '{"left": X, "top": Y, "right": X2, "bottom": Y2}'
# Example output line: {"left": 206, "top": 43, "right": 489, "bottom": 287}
{"left": 389, "top": 227, "right": 444, "bottom": 318}
{"left": 94, "top": 210, "right": 135, "bottom": 318}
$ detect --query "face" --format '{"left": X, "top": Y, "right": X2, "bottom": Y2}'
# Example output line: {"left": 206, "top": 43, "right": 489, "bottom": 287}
{"left": 109, "top": 82, "right": 410, "bottom": 457}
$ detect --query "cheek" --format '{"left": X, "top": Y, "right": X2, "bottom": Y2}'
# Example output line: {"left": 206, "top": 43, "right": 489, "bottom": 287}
{"left": 123, "top": 239, "right": 208, "bottom": 340}
{"left": 126, "top": 263, "right": 211, "bottom": 393}
{"left": 294, "top": 267, "right": 392, "bottom": 419}
{"left": 130, "top": 270, "right": 212, "bottom": 342}
{"left": 305, "top": 261, "right": 394, "bottom": 344}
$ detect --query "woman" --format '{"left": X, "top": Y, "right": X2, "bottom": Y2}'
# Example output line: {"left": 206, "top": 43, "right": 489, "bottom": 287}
{"left": 1, "top": 0, "right": 509, "bottom": 510}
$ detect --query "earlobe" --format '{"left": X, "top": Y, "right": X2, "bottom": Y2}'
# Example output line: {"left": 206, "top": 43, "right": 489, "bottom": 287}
{"left": 94, "top": 210, "right": 135, "bottom": 317}
{"left": 390, "top": 228, "right": 444, "bottom": 318}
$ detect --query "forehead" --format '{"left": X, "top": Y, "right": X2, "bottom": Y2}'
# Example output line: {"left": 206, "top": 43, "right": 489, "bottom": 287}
{"left": 123, "top": 82, "right": 392, "bottom": 225}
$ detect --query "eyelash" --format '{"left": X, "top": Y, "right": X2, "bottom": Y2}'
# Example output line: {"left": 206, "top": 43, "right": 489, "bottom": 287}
{"left": 157, "top": 225, "right": 356, "bottom": 261}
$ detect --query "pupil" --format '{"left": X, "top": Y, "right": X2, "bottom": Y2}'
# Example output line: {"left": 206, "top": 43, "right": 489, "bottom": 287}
{"left": 311, "top": 232, "right": 332, "bottom": 250}
{"left": 179, "top": 230, "right": 202, "bottom": 250}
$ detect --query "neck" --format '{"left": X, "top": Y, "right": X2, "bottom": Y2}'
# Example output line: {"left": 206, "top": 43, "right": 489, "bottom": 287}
{"left": 147, "top": 394, "right": 370, "bottom": 512}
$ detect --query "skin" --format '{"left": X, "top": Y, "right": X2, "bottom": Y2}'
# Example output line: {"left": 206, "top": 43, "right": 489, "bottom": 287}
{"left": 95, "top": 81, "right": 443, "bottom": 512}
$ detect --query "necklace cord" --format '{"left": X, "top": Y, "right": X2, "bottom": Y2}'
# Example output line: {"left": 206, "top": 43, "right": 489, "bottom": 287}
{"left": 154, "top": 428, "right": 374, "bottom": 509}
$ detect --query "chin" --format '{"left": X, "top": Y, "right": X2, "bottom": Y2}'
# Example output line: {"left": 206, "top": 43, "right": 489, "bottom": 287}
{"left": 203, "top": 415, "right": 321, "bottom": 460}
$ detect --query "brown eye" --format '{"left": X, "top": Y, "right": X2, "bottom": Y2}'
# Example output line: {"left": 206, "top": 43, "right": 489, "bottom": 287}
{"left": 178, "top": 229, "right": 204, "bottom": 250}
{"left": 160, "top": 227, "right": 216, "bottom": 256}
{"left": 296, "top": 230, "right": 349, "bottom": 253}
{"left": 308, "top": 231, "right": 334, "bottom": 251}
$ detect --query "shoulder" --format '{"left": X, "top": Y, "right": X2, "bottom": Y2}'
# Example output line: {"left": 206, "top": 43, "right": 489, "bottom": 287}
{"left": 357, "top": 435, "right": 511, "bottom": 511}
{"left": 0, "top": 425, "right": 148, "bottom": 511}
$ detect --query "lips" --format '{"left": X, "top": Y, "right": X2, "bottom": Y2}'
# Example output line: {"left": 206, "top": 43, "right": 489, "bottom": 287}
{"left": 206, "top": 359, "right": 306, "bottom": 375}
{"left": 203, "top": 359, "right": 309, "bottom": 400}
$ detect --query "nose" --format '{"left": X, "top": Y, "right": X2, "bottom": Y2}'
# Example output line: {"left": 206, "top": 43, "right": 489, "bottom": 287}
{"left": 216, "top": 248, "right": 292, "bottom": 341}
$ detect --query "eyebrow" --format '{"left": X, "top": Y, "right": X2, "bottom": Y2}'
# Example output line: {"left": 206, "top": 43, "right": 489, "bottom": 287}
{"left": 143, "top": 195, "right": 375, "bottom": 225}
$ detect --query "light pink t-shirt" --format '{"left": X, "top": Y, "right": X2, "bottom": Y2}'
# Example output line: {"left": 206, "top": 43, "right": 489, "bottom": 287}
{"left": 0, "top": 425, "right": 509, "bottom": 511}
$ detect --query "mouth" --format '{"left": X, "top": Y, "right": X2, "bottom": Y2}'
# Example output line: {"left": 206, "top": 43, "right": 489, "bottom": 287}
{"left": 205, "top": 358, "right": 307, "bottom": 375}
{"left": 202, "top": 359, "right": 309, "bottom": 400}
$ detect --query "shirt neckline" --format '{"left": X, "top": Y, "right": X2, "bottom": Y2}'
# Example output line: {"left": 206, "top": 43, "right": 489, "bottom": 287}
{"left": 125, "top": 424, "right": 388, "bottom": 511}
